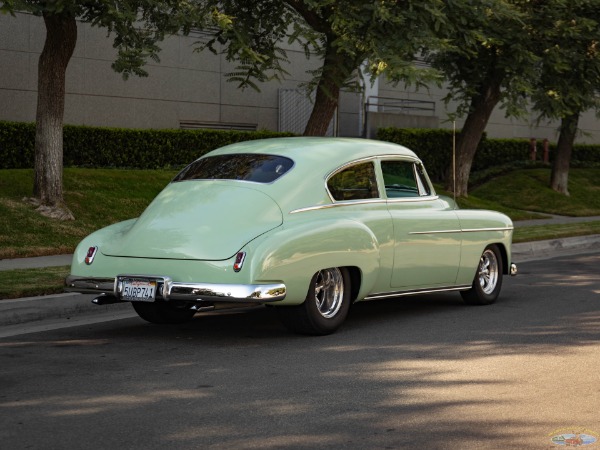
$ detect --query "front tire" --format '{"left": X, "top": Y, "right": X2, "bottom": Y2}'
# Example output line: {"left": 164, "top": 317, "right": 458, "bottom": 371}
{"left": 461, "top": 245, "right": 503, "bottom": 305}
{"left": 276, "top": 267, "right": 351, "bottom": 335}
{"left": 132, "top": 301, "right": 197, "bottom": 324}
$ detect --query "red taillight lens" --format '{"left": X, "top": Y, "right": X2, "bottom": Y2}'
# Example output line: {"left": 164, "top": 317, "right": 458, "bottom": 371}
{"left": 85, "top": 246, "right": 98, "bottom": 265}
{"left": 233, "top": 252, "right": 246, "bottom": 272}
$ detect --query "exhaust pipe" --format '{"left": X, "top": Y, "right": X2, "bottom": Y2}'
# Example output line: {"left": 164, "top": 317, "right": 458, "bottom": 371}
{"left": 92, "top": 294, "right": 122, "bottom": 305}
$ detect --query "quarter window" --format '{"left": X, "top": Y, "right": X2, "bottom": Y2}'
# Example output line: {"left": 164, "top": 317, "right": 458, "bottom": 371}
{"left": 381, "top": 160, "right": 431, "bottom": 198}
{"left": 327, "top": 162, "right": 379, "bottom": 201}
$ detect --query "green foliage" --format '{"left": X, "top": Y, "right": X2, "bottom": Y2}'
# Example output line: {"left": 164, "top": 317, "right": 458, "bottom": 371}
{"left": 197, "top": 0, "right": 301, "bottom": 91}
{"left": 2, "top": 1, "right": 213, "bottom": 79}
{"left": 0, "top": 121, "right": 294, "bottom": 169}
{"left": 0, "top": 121, "right": 36, "bottom": 169}
{"left": 530, "top": 1, "right": 600, "bottom": 121}
{"left": 425, "top": 0, "right": 537, "bottom": 119}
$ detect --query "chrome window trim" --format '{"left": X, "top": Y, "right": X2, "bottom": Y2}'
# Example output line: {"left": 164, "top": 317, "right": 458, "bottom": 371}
{"left": 290, "top": 195, "right": 442, "bottom": 214}
{"left": 290, "top": 199, "right": 388, "bottom": 214}
{"left": 379, "top": 157, "right": 436, "bottom": 199}
{"left": 319, "top": 154, "right": 439, "bottom": 205}
{"left": 325, "top": 157, "right": 381, "bottom": 203}
{"left": 413, "top": 164, "right": 428, "bottom": 196}
{"left": 385, "top": 195, "right": 440, "bottom": 204}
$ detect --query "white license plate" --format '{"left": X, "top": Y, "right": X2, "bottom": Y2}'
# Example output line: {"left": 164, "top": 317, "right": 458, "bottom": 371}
{"left": 121, "top": 278, "right": 157, "bottom": 302}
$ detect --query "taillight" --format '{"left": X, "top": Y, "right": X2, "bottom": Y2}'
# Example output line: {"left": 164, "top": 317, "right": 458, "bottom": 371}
{"left": 85, "top": 246, "right": 98, "bottom": 265}
{"left": 233, "top": 252, "right": 246, "bottom": 272}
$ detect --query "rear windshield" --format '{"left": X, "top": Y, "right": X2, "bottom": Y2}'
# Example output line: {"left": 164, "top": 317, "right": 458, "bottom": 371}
{"left": 173, "top": 154, "right": 294, "bottom": 183}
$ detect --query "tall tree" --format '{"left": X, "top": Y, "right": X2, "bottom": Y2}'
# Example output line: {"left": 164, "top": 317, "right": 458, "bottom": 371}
{"left": 426, "top": 0, "right": 540, "bottom": 197}
{"left": 295, "top": 1, "right": 449, "bottom": 136}
{"left": 529, "top": 1, "right": 600, "bottom": 195}
{"left": 1, "top": 1, "right": 209, "bottom": 219}
{"left": 205, "top": 0, "right": 445, "bottom": 136}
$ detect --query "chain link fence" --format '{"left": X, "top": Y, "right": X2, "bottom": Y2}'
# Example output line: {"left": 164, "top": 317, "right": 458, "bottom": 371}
{"left": 278, "top": 89, "right": 335, "bottom": 136}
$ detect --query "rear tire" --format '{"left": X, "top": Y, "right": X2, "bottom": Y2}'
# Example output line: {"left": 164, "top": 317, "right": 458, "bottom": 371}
{"left": 461, "top": 245, "right": 503, "bottom": 305}
{"left": 132, "top": 301, "right": 196, "bottom": 324}
{"left": 276, "top": 267, "right": 351, "bottom": 335}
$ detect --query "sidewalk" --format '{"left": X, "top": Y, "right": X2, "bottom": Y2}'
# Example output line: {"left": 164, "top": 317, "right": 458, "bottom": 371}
{"left": 513, "top": 214, "right": 600, "bottom": 227}
{"left": 0, "top": 253, "right": 72, "bottom": 271}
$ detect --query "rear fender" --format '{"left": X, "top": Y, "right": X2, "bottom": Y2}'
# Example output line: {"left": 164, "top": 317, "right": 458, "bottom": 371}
{"left": 247, "top": 219, "right": 381, "bottom": 305}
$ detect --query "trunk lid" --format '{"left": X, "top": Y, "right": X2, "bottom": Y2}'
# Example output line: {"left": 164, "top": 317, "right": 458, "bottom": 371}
{"left": 102, "top": 181, "right": 282, "bottom": 260}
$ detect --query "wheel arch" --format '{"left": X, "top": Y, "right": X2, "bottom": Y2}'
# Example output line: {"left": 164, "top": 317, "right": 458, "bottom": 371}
{"left": 248, "top": 219, "right": 381, "bottom": 305}
{"left": 345, "top": 266, "right": 362, "bottom": 303}
{"left": 493, "top": 242, "right": 509, "bottom": 275}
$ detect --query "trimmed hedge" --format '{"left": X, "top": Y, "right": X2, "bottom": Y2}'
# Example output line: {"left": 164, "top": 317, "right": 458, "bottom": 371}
{"left": 3, "top": 121, "right": 600, "bottom": 175}
{"left": 377, "top": 127, "right": 600, "bottom": 182}
{"left": 0, "top": 121, "right": 295, "bottom": 169}
{"left": 376, "top": 128, "right": 455, "bottom": 181}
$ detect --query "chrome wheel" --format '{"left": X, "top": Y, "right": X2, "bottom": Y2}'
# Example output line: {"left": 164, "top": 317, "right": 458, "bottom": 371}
{"left": 461, "top": 245, "right": 503, "bottom": 306}
{"left": 314, "top": 268, "right": 345, "bottom": 318}
{"left": 478, "top": 248, "right": 499, "bottom": 294}
{"left": 275, "top": 267, "right": 351, "bottom": 335}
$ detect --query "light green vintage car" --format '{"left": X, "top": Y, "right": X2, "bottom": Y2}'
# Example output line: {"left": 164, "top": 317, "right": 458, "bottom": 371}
{"left": 66, "top": 137, "right": 517, "bottom": 335}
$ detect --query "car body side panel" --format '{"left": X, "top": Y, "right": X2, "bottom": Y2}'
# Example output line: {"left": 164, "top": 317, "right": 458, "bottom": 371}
{"left": 387, "top": 198, "right": 462, "bottom": 289}
{"left": 248, "top": 204, "right": 394, "bottom": 304}
{"left": 454, "top": 209, "right": 514, "bottom": 285}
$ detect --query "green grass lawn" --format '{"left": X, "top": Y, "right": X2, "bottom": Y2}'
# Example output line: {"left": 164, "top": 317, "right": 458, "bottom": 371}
{"left": 470, "top": 168, "right": 600, "bottom": 216}
{"left": 0, "top": 266, "right": 70, "bottom": 299}
{"left": 0, "top": 168, "right": 176, "bottom": 258}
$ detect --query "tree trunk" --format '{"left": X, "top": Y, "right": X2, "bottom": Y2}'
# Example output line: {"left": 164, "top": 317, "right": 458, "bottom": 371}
{"left": 550, "top": 113, "right": 579, "bottom": 196}
{"left": 33, "top": 13, "right": 77, "bottom": 219}
{"left": 449, "top": 74, "right": 503, "bottom": 197}
{"left": 303, "top": 41, "right": 348, "bottom": 136}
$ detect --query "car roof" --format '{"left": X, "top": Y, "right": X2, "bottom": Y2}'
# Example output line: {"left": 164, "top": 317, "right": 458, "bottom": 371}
{"left": 207, "top": 137, "right": 419, "bottom": 167}
{"left": 198, "top": 137, "right": 422, "bottom": 213}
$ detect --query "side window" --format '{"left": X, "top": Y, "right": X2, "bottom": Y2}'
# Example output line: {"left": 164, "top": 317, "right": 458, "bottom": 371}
{"left": 415, "top": 163, "right": 432, "bottom": 196}
{"left": 381, "top": 160, "right": 431, "bottom": 198}
{"left": 327, "top": 162, "right": 379, "bottom": 201}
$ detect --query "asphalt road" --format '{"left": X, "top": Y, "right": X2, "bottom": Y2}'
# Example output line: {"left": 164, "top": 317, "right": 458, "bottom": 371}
{"left": 1, "top": 252, "right": 599, "bottom": 449}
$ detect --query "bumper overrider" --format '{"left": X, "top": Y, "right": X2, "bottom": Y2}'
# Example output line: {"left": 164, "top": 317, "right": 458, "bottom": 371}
{"left": 65, "top": 275, "right": 287, "bottom": 305}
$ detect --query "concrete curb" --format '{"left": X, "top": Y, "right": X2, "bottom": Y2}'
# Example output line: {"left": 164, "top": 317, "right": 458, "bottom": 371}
{"left": 1, "top": 235, "right": 599, "bottom": 328}
{"left": 0, "top": 292, "right": 132, "bottom": 327}
{"left": 512, "top": 234, "right": 600, "bottom": 262}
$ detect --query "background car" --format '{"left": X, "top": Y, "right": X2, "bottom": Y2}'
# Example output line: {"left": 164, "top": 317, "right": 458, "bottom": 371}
{"left": 66, "top": 137, "right": 516, "bottom": 335}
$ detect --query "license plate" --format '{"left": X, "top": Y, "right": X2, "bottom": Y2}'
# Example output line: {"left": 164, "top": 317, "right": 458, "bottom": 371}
{"left": 120, "top": 278, "right": 157, "bottom": 302}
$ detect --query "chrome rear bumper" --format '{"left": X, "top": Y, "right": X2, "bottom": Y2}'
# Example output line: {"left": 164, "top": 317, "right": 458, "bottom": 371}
{"left": 65, "top": 275, "right": 286, "bottom": 304}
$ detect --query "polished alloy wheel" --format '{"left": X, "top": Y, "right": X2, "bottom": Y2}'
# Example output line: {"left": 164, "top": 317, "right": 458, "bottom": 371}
{"left": 314, "top": 268, "right": 345, "bottom": 318}
{"left": 478, "top": 248, "right": 499, "bottom": 294}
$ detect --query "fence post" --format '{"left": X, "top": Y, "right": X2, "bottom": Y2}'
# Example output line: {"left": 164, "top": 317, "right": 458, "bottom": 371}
{"left": 543, "top": 139, "right": 549, "bottom": 164}
{"left": 530, "top": 138, "right": 537, "bottom": 161}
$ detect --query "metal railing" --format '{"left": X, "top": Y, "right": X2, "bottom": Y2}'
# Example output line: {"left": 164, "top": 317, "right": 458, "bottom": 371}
{"left": 364, "top": 96, "right": 436, "bottom": 115}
